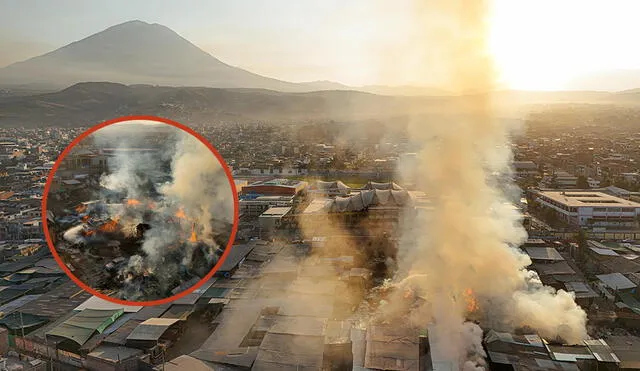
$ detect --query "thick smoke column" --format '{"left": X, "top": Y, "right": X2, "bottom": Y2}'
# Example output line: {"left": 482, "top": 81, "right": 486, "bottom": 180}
{"left": 384, "top": 0, "right": 587, "bottom": 368}
{"left": 81, "top": 122, "right": 234, "bottom": 300}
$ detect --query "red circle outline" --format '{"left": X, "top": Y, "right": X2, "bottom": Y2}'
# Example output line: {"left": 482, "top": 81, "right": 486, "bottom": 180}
{"left": 41, "top": 115, "right": 239, "bottom": 306}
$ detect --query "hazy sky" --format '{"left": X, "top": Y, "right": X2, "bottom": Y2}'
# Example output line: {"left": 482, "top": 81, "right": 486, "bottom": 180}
{"left": 1, "top": 0, "right": 639, "bottom": 90}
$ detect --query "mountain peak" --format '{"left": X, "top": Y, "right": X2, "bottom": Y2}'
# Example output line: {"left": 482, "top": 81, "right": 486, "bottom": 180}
{"left": 0, "top": 21, "right": 342, "bottom": 92}
{"left": 103, "top": 20, "right": 171, "bottom": 32}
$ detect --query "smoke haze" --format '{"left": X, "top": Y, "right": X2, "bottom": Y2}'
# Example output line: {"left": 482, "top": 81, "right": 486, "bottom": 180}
{"left": 377, "top": 0, "right": 588, "bottom": 367}
{"left": 60, "top": 121, "right": 235, "bottom": 300}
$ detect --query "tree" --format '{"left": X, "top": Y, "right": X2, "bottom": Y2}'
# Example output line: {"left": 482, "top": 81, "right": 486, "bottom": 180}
{"left": 576, "top": 175, "right": 589, "bottom": 189}
{"left": 574, "top": 229, "right": 589, "bottom": 266}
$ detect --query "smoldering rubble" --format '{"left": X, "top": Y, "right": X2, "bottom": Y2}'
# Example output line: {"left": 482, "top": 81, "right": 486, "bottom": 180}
{"left": 53, "top": 124, "right": 234, "bottom": 301}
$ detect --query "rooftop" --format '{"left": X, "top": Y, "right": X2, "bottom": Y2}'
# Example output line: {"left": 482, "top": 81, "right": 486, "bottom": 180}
{"left": 260, "top": 207, "right": 292, "bottom": 217}
{"left": 537, "top": 190, "right": 640, "bottom": 208}
{"left": 596, "top": 272, "right": 637, "bottom": 290}
{"left": 248, "top": 178, "right": 306, "bottom": 188}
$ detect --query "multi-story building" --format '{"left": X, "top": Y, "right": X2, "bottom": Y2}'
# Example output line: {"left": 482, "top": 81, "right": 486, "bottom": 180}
{"left": 241, "top": 179, "right": 307, "bottom": 197}
{"left": 239, "top": 195, "right": 295, "bottom": 217}
{"left": 531, "top": 190, "right": 640, "bottom": 229}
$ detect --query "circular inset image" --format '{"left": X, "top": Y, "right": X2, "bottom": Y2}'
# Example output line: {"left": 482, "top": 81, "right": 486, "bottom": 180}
{"left": 42, "top": 116, "right": 238, "bottom": 305}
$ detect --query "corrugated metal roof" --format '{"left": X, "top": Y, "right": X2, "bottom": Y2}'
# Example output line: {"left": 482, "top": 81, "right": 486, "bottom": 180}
{"left": 126, "top": 317, "right": 180, "bottom": 341}
{"left": 617, "top": 292, "right": 640, "bottom": 315}
{"left": 584, "top": 339, "right": 620, "bottom": 363}
{"left": 87, "top": 344, "right": 142, "bottom": 362}
{"left": 162, "top": 355, "right": 220, "bottom": 371}
{"left": 103, "top": 319, "right": 143, "bottom": 346}
{"left": 0, "top": 312, "right": 48, "bottom": 330}
{"left": 74, "top": 296, "right": 142, "bottom": 313}
{"left": 46, "top": 309, "right": 124, "bottom": 346}
{"left": 533, "top": 261, "right": 576, "bottom": 275}
{"left": 254, "top": 333, "right": 325, "bottom": 369}
{"left": 268, "top": 316, "right": 327, "bottom": 337}
{"left": 589, "top": 247, "right": 620, "bottom": 256}
{"left": 0, "top": 294, "right": 41, "bottom": 316}
{"left": 18, "top": 279, "right": 91, "bottom": 319}
{"left": 160, "top": 304, "right": 194, "bottom": 320}
{"left": 525, "top": 247, "right": 565, "bottom": 261}
{"left": 596, "top": 273, "right": 636, "bottom": 290}
{"left": 218, "top": 244, "right": 255, "bottom": 273}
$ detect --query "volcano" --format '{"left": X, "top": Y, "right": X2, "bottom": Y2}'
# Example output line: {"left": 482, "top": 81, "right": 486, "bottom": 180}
{"left": 0, "top": 20, "right": 347, "bottom": 92}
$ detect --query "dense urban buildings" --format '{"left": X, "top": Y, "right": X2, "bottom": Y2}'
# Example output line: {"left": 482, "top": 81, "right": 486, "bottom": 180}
{"left": 0, "top": 117, "right": 639, "bottom": 370}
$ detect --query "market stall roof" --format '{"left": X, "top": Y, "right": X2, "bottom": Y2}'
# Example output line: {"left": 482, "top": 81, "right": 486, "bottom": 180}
{"left": 46, "top": 309, "right": 124, "bottom": 346}
{"left": 126, "top": 318, "right": 180, "bottom": 342}
{"left": 74, "top": 296, "right": 142, "bottom": 313}
{"left": 0, "top": 312, "right": 48, "bottom": 331}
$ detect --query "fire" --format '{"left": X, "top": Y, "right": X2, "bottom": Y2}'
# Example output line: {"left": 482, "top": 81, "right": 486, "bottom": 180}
{"left": 127, "top": 199, "right": 141, "bottom": 206}
{"left": 189, "top": 223, "right": 197, "bottom": 243}
{"left": 75, "top": 204, "right": 87, "bottom": 213}
{"left": 403, "top": 288, "right": 415, "bottom": 300}
{"left": 99, "top": 217, "right": 120, "bottom": 233}
{"left": 83, "top": 229, "right": 96, "bottom": 237}
{"left": 463, "top": 288, "right": 480, "bottom": 313}
{"left": 82, "top": 215, "right": 90, "bottom": 222}
{"left": 175, "top": 208, "right": 186, "bottom": 219}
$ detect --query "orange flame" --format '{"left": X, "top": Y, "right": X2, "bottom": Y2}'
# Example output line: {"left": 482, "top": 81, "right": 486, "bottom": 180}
{"left": 175, "top": 208, "right": 186, "bottom": 219}
{"left": 82, "top": 215, "right": 90, "bottom": 222}
{"left": 99, "top": 217, "right": 120, "bottom": 233}
{"left": 127, "top": 199, "right": 141, "bottom": 206}
{"left": 189, "top": 223, "right": 197, "bottom": 243}
{"left": 403, "top": 288, "right": 414, "bottom": 300}
{"left": 83, "top": 229, "right": 96, "bottom": 237}
{"left": 463, "top": 288, "right": 480, "bottom": 313}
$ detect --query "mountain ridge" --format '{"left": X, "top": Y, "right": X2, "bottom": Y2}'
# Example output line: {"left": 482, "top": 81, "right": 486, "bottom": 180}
{"left": 2, "top": 81, "right": 639, "bottom": 128}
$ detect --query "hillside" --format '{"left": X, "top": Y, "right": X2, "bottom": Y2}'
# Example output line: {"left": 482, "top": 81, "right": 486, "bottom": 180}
{"left": 2, "top": 82, "right": 640, "bottom": 128}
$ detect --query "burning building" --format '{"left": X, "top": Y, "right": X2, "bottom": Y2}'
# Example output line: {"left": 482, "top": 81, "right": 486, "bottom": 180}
{"left": 45, "top": 120, "right": 235, "bottom": 301}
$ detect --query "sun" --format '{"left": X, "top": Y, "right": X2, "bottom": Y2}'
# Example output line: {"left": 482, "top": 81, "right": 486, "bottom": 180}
{"left": 485, "top": 0, "right": 640, "bottom": 91}
{"left": 488, "top": 0, "right": 575, "bottom": 91}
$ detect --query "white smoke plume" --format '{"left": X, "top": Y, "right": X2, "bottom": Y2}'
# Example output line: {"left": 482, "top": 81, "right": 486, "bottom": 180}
{"left": 65, "top": 121, "right": 234, "bottom": 300}
{"left": 62, "top": 224, "right": 86, "bottom": 244}
{"left": 380, "top": 0, "right": 588, "bottom": 368}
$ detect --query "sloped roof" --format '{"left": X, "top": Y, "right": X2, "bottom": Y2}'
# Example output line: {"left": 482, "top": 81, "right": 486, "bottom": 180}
{"left": 74, "top": 296, "right": 143, "bottom": 313}
{"left": 254, "top": 332, "right": 325, "bottom": 370}
{"left": 485, "top": 330, "right": 544, "bottom": 348}
{"left": 617, "top": 292, "right": 640, "bottom": 315}
{"left": 525, "top": 247, "right": 564, "bottom": 261}
{"left": 360, "top": 182, "right": 404, "bottom": 191}
{"left": 0, "top": 312, "right": 48, "bottom": 331}
{"left": 533, "top": 261, "right": 576, "bottom": 276}
{"left": 584, "top": 339, "right": 620, "bottom": 363}
{"left": 87, "top": 344, "right": 142, "bottom": 362}
{"left": 313, "top": 180, "right": 350, "bottom": 192}
{"left": 46, "top": 309, "right": 124, "bottom": 346}
{"left": 596, "top": 273, "right": 636, "bottom": 290}
{"left": 126, "top": 317, "right": 180, "bottom": 342}
{"left": 163, "top": 355, "right": 220, "bottom": 371}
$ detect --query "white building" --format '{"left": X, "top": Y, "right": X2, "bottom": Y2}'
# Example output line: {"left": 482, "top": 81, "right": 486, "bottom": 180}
{"left": 532, "top": 190, "right": 640, "bottom": 229}
{"left": 239, "top": 195, "right": 295, "bottom": 217}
